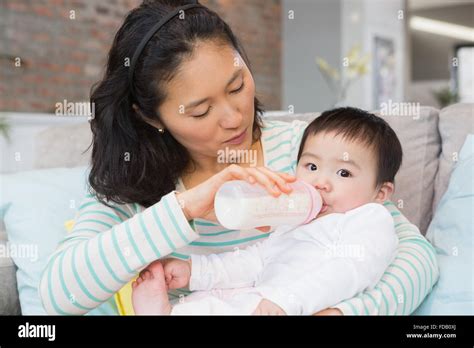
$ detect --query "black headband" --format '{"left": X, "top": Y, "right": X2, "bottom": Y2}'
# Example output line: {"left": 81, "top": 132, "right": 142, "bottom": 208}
{"left": 128, "top": 2, "right": 202, "bottom": 101}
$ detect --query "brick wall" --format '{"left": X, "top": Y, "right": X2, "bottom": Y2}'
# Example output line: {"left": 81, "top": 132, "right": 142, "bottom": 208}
{"left": 0, "top": 0, "right": 281, "bottom": 113}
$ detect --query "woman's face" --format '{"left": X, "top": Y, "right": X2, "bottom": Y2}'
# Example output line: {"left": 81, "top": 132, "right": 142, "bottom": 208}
{"left": 157, "top": 40, "right": 256, "bottom": 166}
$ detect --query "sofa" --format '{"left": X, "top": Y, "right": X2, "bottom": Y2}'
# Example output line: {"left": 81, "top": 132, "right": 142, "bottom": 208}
{"left": 1, "top": 103, "right": 472, "bottom": 315}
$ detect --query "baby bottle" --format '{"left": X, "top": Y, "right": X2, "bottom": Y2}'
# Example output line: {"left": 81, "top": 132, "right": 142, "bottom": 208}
{"left": 214, "top": 179, "right": 322, "bottom": 230}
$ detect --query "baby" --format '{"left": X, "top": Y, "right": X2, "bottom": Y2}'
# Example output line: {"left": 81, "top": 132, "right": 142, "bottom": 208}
{"left": 132, "top": 107, "right": 403, "bottom": 315}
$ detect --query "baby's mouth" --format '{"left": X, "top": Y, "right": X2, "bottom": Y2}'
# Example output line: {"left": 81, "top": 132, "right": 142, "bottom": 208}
{"left": 320, "top": 203, "right": 329, "bottom": 214}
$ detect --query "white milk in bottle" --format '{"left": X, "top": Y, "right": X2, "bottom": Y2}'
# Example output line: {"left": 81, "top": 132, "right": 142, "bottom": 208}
{"left": 214, "top": 179, "right": 322, "bottom": 230}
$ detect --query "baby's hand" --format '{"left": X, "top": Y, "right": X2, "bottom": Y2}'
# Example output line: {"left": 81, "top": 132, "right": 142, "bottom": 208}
{"left": 162, "top": 258, "right": 191, "bottom": 289}
{"left": 252, "top": 299, "right": 286, "bottom": 315}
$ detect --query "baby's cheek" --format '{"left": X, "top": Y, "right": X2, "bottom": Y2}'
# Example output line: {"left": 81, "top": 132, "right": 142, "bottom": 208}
{"left": 338, "top": 187, "right": 371, "bottom": 211}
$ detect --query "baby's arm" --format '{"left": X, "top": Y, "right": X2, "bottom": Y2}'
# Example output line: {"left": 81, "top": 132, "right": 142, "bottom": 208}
{"left": 188, "top": 242, "right": 266, "bottom": 291}
{"left": 259, "top": 204, "right": 398, "bottom": 315}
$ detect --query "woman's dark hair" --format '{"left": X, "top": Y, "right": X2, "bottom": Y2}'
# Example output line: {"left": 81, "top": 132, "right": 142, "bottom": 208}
{"left": 297, "top": 107, "right": 403, "bottom": 187}
{"left": 88, "top": 0, "right": 264, "bottom": 208}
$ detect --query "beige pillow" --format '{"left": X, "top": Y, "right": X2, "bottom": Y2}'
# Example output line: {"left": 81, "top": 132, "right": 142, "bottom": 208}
{"left": 376, "top": 107, "right": 441, "bottom": 234}
{"left": 434, "top": 103, "right": 474, "bottom": 211}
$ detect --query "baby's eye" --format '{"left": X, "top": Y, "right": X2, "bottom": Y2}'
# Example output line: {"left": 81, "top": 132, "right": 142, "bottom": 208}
{"left": 306, "top": 163, "right": 317, "bottom": 171}
{"left": 337, "top": 169, "right": 351, "bottom": 178}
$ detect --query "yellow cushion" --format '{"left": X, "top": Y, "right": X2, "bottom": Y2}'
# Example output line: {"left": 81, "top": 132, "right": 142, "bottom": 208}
{"left": 64, "top": 219, "right": 135, "bottom": 315}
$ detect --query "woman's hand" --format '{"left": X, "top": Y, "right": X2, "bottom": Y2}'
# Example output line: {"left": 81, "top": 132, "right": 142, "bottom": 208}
{"left": 176, "top": 164, "right": 297, "bottom": 224}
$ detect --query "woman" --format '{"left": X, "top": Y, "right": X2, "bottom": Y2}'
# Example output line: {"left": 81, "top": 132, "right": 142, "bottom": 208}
{"left": 39, "top": 0, "right": 438, "bottom": 315}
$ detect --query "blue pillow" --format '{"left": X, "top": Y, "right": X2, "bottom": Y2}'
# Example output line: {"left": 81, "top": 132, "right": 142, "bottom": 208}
{"left": 415, "top": 135, "right": 474, "bottom": 315}
{"left": 0, "top": 166, "right": 118, "bottom": 315}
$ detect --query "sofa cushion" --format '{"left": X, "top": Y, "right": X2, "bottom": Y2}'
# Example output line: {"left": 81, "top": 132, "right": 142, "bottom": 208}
{"left": 376, "top": 107, "right": 441, "bottom": 234}
{"left": 434, "top": 103, "right": 474, "bottom": 211}
{"left": 0, "top": 203, "right": 21, "bottom": 315}
{"left": 415, "top": 134, "right": 474, "bottom": 314}
{"left": 0, "top": 252, "right": 21, "bottom": 315}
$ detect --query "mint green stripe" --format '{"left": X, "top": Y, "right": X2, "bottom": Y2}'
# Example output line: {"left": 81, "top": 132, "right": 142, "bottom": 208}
{"left": 264, "top": 123, "right": 287, "bottom": 131}
{"left": 395, "top": 222, "right": 411, "bottom": 228}
{"left": 355, "top": 294, "right": 370, "bottom": 315}
{"left": 61, "top": 233, "right": 97, "bottom": 244}
{"left": 75, "top": 219, "right": 113, "bottom": 229}
{"left": 264, "top": 128, "right": 292, "bottom": 142}
{"left": 343, "top": 300, "right": 359, "bottom": 315}
{"left": 365, "top": 292, "right": 379, "bottom": 312}
{"left": 199, "top": 229, "right": 237, "bottom": 236}
{"left": 162, "top": 198, "right": 190, "bottom": 244}
{"left": 124, "top": 219, "right": 146, "bottom": 265}
{"left": 170, "top": 252, "right": 189, "bottom": 259}
{"left": 376, "top": 287, "right": 390, "bottom": 314}
{"left": 110, "top": 206, "right": 131, "bottom": 219}
{"left": 403, "top": 246, "right": 433, "bottom": 295}
{"left": 390, "top": 211, "right": 401, "bottom": 217}
{"left": 58, "top": 248, "right": 95, "bottom": 311}
{"left": 378, "top": 279, "right": 398, "bottom": 315}
{"left": 278, "top": 160, "right": 297, "bottom": 173}
{"left": 79, "top": 201, "right": 100, "bottom": 211}
{"left": 59, "top": 237, "right": 89, "bottom": 246}
{"left": 46, "top": 253, "right": 70, "bottom": 315}
{"left": 152, "top": 204, "right": 177, "bottom": 251}
{"left": 98, "top": 232, "right": 127, "bottom": 285}
{"left": 111, "top": 228, "right": 134, "bottom": 274}
{"left": 399, "top": 239, "right": 436, "bottom": 267}
{"left": 392, "top": 256, "right": 426, "bottom": 313}
{"left": 70, "top": 228, "right": 102, "bottom": 234}
{"left": 190, "top": 233, "right": 268, "bottom": 247}
{"left": 278, "top": 165, "right": 294, "bottom": 173}
{"left": 384, "top": 270, "right": 409, "bottom": 315}
{"left": 78, "top": 199, "right": 130, "bottom": 218}
{"left": 84, "top": 240, "right": 114, "bottom": 294}
{"left": 267, "top": 140, "right": 291, "bottom": 153}
{"left": 194, "top": 220, "right": 218, "bottom": 227}
{"left": 409, "top": 239, "right": 437, "bottom": 266}
{"left": 71, "top": 243, "right": 103, "bottom": 303}
{"left": 390, "top": 264, "right": 416, "bottom": 314}
{"left": 138, "top": 213, "right": 161, "bottom": 258}
{"left": 268, "top": 153, "right": 291, "bottom": 166}
{"left": 77, "top": 210, "right": 122, "bottom": 223}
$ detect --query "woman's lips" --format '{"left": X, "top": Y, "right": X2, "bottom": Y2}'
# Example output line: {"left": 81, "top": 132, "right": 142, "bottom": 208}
{"left": 224, "top": 128, "right": 247, "bottom": 145}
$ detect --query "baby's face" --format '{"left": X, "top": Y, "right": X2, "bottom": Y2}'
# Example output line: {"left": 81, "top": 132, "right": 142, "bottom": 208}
{"left": 296, "top": 131, "right": 387, "bottom": 218}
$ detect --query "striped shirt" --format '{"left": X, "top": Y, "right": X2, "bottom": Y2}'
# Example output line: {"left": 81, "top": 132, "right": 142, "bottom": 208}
{"left": 39, "top": 119, "right": 439, "bottom": 315}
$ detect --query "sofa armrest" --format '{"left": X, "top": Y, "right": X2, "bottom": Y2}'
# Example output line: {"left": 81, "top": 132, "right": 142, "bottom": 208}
{"left": 0, "top": 228, "right": 22, "bottom": 315}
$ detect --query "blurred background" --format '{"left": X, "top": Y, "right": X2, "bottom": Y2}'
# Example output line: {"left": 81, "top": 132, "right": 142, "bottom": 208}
{"left": 1, "top": 0, "right": 473, "bottom": 113}
{"left": 0, "top": 0, "right": 473, "bottom": 171}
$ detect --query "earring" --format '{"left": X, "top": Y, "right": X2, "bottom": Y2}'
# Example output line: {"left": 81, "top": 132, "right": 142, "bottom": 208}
{"left": 158, "top": 128, "right": 165, "bottom": 134}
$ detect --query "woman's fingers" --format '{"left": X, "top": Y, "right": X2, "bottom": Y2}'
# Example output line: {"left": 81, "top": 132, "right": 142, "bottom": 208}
{"left": 245, "top": 167, "right": 281, "bottom": 196}
{"left": 257, "top": 167, "right": 294, "bottom": 194}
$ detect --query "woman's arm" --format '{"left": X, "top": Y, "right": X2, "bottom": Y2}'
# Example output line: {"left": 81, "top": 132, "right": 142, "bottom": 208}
{"left": 39, "top": 191, "right": 199, "bottom": 315}
{"left": 330, "top": 201, "right": 439, "bottom": 315}
{"left": 39, "top": 165, "right": 295, "bottom": 315}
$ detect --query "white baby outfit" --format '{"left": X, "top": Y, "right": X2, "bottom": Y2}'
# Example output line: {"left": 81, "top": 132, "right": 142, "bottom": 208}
{"left": 171, "top": 203, "right": 398, "bottom": 315}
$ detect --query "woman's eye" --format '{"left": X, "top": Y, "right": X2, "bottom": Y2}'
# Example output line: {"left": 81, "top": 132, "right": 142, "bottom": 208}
{"left": 306, "top": 163, "right": 317, "bottom": 171}
{"left": 337, "top": 169, "right": 351, "bottom": 178}
{"left": 230, "top": 82, "right": 245, "bottom": 94}
{"left": 193, "top": 107, "right": 212, "bottom": 118}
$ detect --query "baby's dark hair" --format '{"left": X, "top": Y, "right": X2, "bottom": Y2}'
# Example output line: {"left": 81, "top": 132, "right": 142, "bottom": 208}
{"left": 297, "top": 107, "right": 403, "bottom": 187}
